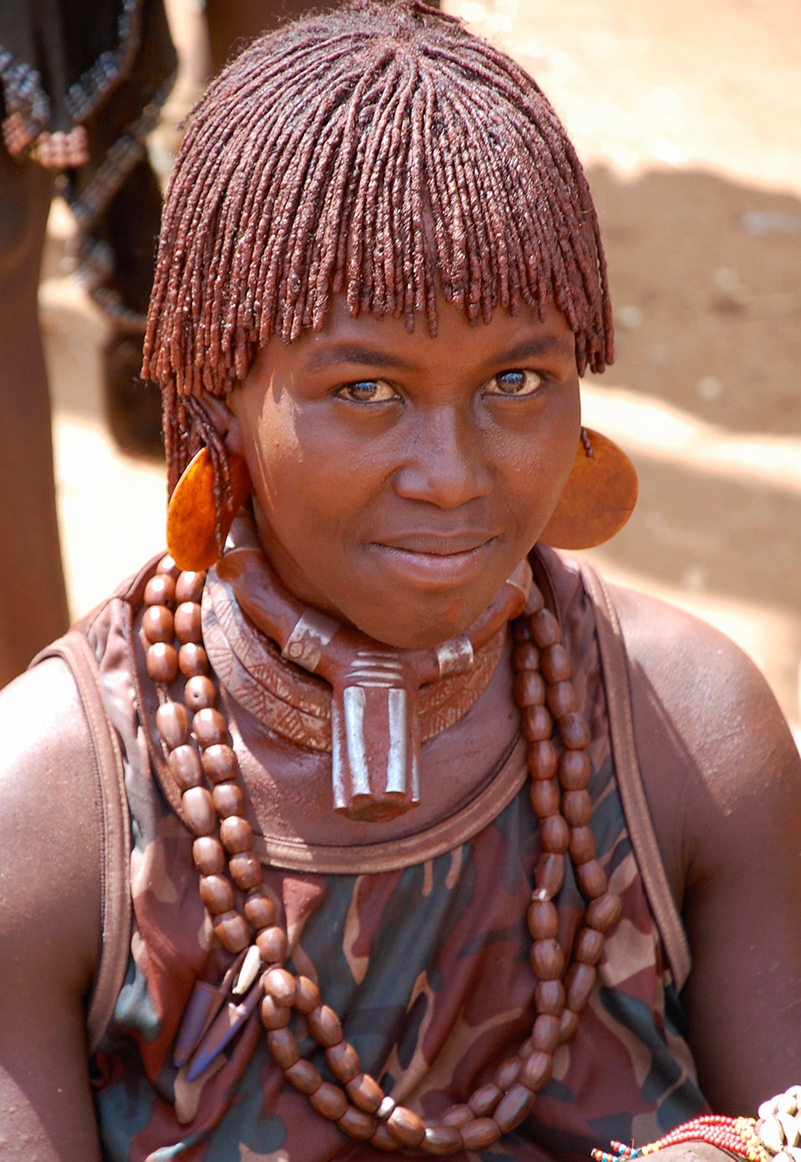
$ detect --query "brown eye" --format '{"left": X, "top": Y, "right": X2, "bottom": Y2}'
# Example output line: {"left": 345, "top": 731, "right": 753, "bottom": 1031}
{"left": 336, "top": 379, "right": 397, "bottom": 403}
{"left": 487, "top": 369, "right": 544, "bottom": 396}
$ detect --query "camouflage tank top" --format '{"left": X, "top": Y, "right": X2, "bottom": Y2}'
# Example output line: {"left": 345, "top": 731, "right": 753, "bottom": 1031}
{"left": 71, "top": 547, "right": 706, "bottom": 1161}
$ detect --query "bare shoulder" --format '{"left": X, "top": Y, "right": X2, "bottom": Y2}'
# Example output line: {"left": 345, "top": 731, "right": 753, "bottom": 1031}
{"left": 606, "top": 583, "right": 801, "bottom": 1109}
{"left": 0, "top": 660, "right": 103, "bottom": 1157}
{"left": 607, "top": 581, "right": 800, "bottom": 822}
{"left": 0, "top": 655, "right": 101, "bottom": 986}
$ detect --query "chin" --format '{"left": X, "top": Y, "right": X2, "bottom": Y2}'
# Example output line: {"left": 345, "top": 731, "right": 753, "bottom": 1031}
{"left": 351, "top": 594, "right": 488, "bottom": 652}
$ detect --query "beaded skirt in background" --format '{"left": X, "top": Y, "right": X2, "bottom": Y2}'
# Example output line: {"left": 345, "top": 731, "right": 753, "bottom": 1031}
{"left": 0, "top": 0, "right": 177, "bottom": 328}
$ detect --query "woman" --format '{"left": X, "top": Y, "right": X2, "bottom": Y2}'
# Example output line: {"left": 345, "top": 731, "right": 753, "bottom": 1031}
{"left": 1, "top": 2, "right": 800, "bottom": 1159}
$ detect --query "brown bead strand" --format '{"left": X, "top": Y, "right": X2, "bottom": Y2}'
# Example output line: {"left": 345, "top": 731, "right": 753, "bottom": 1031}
{"left": 146, "top": 556, "right": 622, "bottom": 1155}
{"left": 143, "top": 555, "right": 281, "bottom": 961}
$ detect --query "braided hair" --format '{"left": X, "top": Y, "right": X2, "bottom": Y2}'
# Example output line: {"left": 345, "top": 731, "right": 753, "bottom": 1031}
{"left": 143, "top": 0, "right": 614, "bottom": 494}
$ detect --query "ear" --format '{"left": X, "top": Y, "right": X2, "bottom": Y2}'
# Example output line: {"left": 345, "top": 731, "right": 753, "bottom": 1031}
{"left": 199, "top": 392, "right": 245, "bottom": 457}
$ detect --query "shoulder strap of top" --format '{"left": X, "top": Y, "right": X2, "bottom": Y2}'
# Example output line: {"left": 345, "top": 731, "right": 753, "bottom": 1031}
{"left": 578, "top": 562, "right": 692, "bottom": 992}
{"left": 34, "top": 630, "right": 132, "bottom": 1052}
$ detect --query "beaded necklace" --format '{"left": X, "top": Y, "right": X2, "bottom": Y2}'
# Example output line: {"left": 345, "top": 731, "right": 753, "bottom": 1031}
{"left": 141, "top": 551, "right": 622, "bottom": 1155}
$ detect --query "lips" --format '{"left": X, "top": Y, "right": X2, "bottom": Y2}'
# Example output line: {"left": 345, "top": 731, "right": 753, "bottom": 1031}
{"left": 371, "top": 532, "right": 497, "bottom": 556}
{"left": 366, "top": 532, "right": 499, "bottom": 589}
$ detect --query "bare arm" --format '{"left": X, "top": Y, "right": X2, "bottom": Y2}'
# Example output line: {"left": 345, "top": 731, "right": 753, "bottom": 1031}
{"left": 612, "top": 585, "right": 801, "bottom": 1114}
{"left": 0, "top": 659, "right": 102, "bottom": 1160}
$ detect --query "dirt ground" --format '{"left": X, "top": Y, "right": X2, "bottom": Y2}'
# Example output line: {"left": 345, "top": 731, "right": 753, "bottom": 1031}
{"left": 41, "top": 0, "right": 801, "bottom": 739}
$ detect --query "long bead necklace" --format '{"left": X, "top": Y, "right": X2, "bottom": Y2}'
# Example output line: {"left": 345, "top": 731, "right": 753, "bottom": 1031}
{"left": 141, "top": 552, "right": 622, "bottom": 1155}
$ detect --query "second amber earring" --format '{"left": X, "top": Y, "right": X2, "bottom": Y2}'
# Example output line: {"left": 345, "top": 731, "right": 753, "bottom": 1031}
{"left": 539, "top": 428, "right": 638, "bottom": 550}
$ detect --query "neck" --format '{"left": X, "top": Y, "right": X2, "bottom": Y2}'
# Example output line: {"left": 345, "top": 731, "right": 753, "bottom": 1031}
{"left": 214, "top": 517, "right": 531, "bottom": 821}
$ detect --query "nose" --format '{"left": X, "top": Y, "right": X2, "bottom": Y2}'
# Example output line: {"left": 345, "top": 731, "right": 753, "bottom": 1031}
{"left": 394, "top": 405, "right": 493, "bottom": 509}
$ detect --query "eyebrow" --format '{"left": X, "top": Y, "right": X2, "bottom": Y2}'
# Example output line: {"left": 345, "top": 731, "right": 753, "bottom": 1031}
{"left": 304, "top": 344, "right": 417, "bottom": 372}
{"left": 302, "top": 332, "right": 570, "bottom": 373}
{"left": 489, "top": 335, "right": 570, "bottom": 364}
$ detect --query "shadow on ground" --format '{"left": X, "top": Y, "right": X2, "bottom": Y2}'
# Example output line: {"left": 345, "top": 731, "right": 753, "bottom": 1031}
{"left": 586, "top": 164, "right": 801, "bottom": 437}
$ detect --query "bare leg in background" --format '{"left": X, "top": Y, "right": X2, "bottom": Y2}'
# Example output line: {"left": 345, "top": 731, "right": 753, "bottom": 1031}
{"left": 0, "top": 148, "right": 70, "bottom": 687}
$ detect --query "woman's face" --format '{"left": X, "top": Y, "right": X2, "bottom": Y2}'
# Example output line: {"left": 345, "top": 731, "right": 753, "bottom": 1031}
{"left": 229, "top": 295, "right": 580, "bottom": 650}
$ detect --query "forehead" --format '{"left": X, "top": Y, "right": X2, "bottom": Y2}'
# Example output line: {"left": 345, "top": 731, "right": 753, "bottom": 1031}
{"left": 250, "top": 295, "right": 577, "bottom": 382}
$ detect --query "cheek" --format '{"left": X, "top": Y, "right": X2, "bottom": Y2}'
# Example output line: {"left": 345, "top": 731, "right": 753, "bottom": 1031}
{"left": 499, "top": 405, "right": 581, "bottom": 536}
